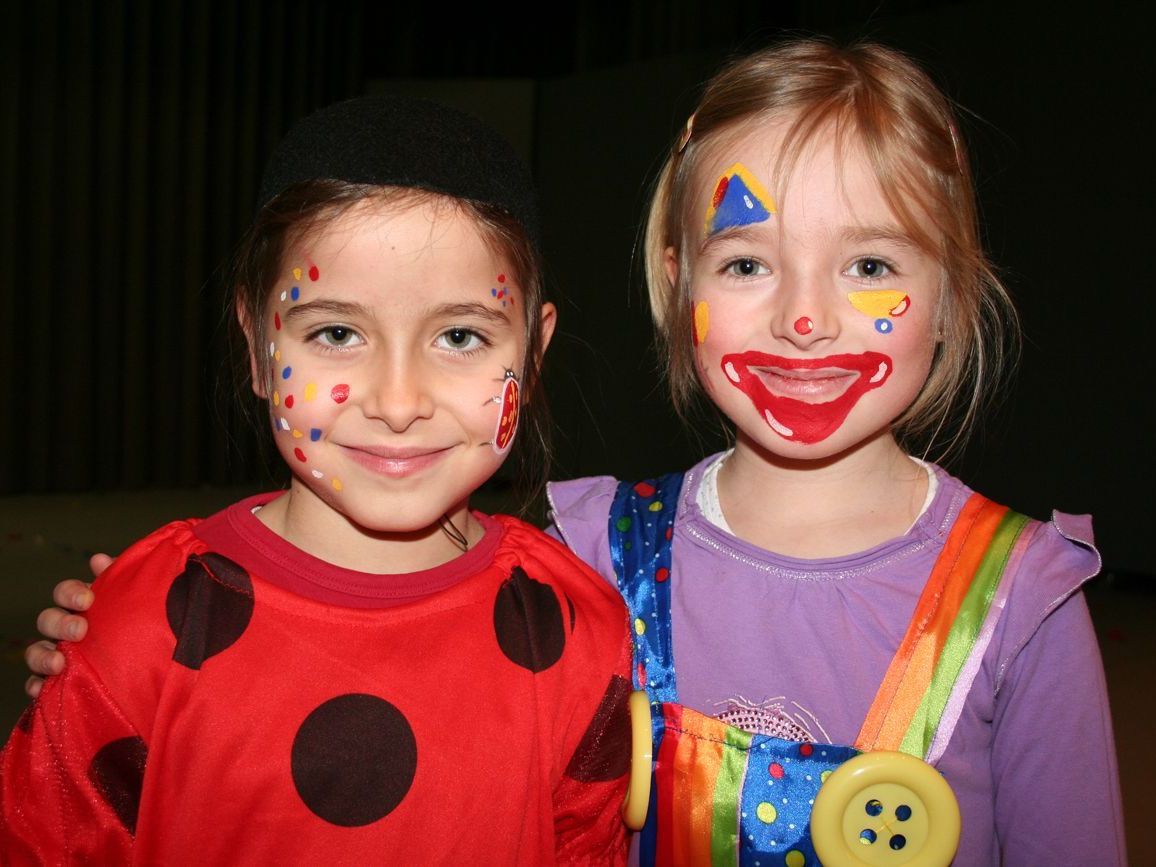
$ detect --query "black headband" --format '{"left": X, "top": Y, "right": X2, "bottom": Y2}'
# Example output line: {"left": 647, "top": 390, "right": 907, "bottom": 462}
{"left": 257, "top": 94, "right": 539, "bottom": 247}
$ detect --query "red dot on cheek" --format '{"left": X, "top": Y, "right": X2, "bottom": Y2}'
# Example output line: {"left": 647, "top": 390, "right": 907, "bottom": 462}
{"left": 293, "top": 448, "right": 306, "bottom": 462}
{"left": 284, "top": 394, "right": 294, "bottom": 408}
{"left": 497, "top": 273, "right": 506, "bottom": 283}
{"left": 331, "top": 384, "right": 350, "bottom": 404}
{"left": 274, "top": 312, "right": 281, "bottom": 331}
{"left": 308, "top": 265, "right": 320, "bottom": 281}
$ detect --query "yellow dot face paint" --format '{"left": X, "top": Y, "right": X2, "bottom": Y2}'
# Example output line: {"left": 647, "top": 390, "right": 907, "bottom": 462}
{"left": 303, "top": 382, "right": 318, "bottom": 402}
{"left": 704, "top": 163, "right": 776, "bottom": 236}
{"left": 693, "top": 300, "right": 710, "bottom": 345}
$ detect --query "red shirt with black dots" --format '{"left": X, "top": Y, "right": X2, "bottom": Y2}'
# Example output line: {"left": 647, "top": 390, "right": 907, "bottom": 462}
{"left": 1, "top": 496, "right": 632, "bottom": 865}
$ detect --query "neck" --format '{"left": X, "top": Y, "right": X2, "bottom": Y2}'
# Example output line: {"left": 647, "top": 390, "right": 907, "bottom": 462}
{"left": 716, "top": 429, "right": 929, "bottom": 559}
{"left": 255, "top": 480, "right": 484, "bottom": 574}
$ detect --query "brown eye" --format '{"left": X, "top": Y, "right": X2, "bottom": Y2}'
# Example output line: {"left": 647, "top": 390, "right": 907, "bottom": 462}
{"left": 312, "top": 326, "right": 363, "bottom": 349}
{"left": 726, "top": 258, "right": 768, "bottom": 277}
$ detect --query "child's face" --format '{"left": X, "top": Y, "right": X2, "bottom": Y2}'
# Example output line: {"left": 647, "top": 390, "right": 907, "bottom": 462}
{"left": 677, "top": 117, "right": 941, "bottom": 460}
{"left": 253, "top": 198, "right": 553, "bottom": 536}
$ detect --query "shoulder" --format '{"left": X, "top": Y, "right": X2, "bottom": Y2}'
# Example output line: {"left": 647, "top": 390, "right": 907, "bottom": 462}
{"left": 90, "top": 519, "right": 206, "bottom": 606}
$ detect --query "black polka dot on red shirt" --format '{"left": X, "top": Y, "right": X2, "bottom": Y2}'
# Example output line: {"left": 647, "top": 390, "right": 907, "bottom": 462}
{"left": 492, "top": 567, "right": 566, "bottom": 673}
{"left": 565, "top": 674, "right": 632, "bottom": 782}
{"left": 88, "top": 736, "right": 148, "bottom": 835}
{"left": 291, "top": 693, "right": 417, "bottom": 827}
{"left": 165, "top": 552, "right": 254, "bottom": 670}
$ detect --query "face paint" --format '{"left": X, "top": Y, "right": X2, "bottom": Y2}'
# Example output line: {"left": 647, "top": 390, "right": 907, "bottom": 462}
{"left": 491, "top": 369, "right": 520, "bottom": 455}
{"left": 293, "top": 267, "right": 303, "bottom": 280}
{"left": 308, "top": 265, "right": 320, "bottom": 281}
{"left": 720, "top": 351, "right": 893, "bottom": 444}
{"left": 692, "top": 301, "right": 710, "bottom": 345}
{"left": 330, "top": 384, "right": 350, "bottom": 404}
{"left": 303, "top": 382, "right": 318, "bottom": 401}
{"left": 704, "top": 163, "right": 776, "bottom": 236}
{"left": 846, "top": 290, "right": 911, "bottom": 336}
{"left": 490, "top": 273, "right": 513, "bottom": 307}
{"left": 793, "top": 317, "right": 813, "bottom": 336}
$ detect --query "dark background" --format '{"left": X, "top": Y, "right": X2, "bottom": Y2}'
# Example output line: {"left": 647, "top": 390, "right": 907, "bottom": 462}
{"left": 2, "top": 0, "right": 1152, "bottom": 575}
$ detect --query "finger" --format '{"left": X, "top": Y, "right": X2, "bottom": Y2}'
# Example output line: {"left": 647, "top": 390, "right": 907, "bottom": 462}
{"left": 25, "top": 675, "right": 44, "bottom": 699}
{"left": 36, "top": 607, "right": 87, "bottom": 642}
{"left": 89, "top": 553, "right": 114, "bottom": 578}
{"left": 52, "top": 579, "right": 94, "bottom": 611}
{"left": 24, "top": 640, "right": 64, "bottom": 677}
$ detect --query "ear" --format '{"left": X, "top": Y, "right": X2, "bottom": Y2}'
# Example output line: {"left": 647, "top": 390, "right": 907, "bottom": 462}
{"left": 536, "top": 302, "right": 558, "bottom": 362}
{"left": 663, "top": 246, "right": 680, "bottom": 291}
{"left": 235, "top": 295, "right": 268, "bottom": 399}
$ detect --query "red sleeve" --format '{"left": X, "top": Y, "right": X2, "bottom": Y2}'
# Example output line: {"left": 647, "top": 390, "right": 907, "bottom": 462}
{"left": 519, "top": 524, "right": 632, "bottom": 865}
{"left": 1, "top": 648, "right": 143, "bottom": 864}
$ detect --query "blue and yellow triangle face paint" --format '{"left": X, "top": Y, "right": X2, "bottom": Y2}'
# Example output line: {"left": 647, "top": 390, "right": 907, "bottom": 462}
{"left": 704, "top": 163, "right": 776, "bottom": 236}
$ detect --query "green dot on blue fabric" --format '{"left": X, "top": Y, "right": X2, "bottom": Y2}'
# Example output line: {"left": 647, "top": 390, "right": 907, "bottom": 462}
{"left": 616, "top": 516, "right": 632, "bottom": 532}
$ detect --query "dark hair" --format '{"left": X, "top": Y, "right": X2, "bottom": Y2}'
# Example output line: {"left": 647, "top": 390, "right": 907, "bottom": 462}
{"left": 229, "top": 179, "right": 552, "bottom": 512}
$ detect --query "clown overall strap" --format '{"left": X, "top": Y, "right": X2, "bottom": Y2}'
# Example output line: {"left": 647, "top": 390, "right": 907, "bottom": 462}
{"left": 609, "top": 478, "right": 1035, "bottom": 867}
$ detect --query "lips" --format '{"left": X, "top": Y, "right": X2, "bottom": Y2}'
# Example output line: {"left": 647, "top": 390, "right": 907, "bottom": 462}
{"left": 338, "top": 444, "right": 452, "bottom": 478}
{"left": 720, "top": 351, "right": 893, "bottom": 444}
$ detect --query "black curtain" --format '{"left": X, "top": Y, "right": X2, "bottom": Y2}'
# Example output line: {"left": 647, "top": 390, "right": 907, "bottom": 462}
{"left": 1, "top": 0, "right": 362, "bottom": 493}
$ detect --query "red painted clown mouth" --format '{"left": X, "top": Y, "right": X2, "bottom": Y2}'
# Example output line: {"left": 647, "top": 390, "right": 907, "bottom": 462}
{"left": 720, "top": 351, "right": 893, "bottom": 444}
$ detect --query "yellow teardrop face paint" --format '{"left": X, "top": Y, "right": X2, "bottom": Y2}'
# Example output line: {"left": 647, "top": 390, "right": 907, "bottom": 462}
{"left": 693, "top": 301, "right": 710, "bottom": 345}
{"left": 846, "top": 290, "right": 910, "bottom": 318}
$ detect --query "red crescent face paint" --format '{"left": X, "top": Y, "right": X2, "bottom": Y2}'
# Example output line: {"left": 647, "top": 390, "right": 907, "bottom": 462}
{"left": 492, "top": 373, "right": 520, "bottom": 454}
{"left": 719, "top": 351, "right": 893, "bottom": 444}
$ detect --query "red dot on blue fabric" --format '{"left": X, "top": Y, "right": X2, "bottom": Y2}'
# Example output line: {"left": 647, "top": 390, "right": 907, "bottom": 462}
{"left": 769, "top": 762, "right": 784, "bottom": 779}
{"left": 799, "top": 743, "right": 814, "bottom": 757}
{"left": 665, "top": 527, "right": 673, "bottom": 541}
{"left": 656, "top": 567, "right": 670, "bottom": 582}
{"left": 634, "top": 481, "right": 656, "bottom": 497}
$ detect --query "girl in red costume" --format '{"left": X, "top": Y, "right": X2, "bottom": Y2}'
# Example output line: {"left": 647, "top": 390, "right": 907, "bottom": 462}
{"left": 1, "top": 96, "right": 633, "bottom": 865}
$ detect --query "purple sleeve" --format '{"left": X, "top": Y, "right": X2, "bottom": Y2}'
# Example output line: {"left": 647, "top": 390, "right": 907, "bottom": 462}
{"left": 989, "top": 518, "right": 1126, "bottom": 864}
{"left": 545, "top": 477, "right": 619, "bottom": 590}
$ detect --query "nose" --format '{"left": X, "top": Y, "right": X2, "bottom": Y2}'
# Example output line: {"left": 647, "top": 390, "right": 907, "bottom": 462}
{"left": 359, "top": 351, "right": 436, "bottom": 433}
{"left": 770, "top": 267, "right": 839, "bottom": 350}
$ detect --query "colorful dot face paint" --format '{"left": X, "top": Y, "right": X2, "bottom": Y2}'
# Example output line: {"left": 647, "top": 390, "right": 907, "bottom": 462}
{"left": 490, "top": 273, "right": 514, "bottom": 308}
{"left": 303, "top": 382, "right": 318, "bottom": 401}
{"left": 692, "top": 301, "right": 710, "bottom": 346}
{"left": 704, "top": 163, "right": 776, "bottom": 236}
{"left": 308, "top": 265, "right": 320, "bottom": 281}
{"left": 793, "top": 317, "right": 813, "bottom": 336}
{"left": 720, "top": 351, "right": 893, "bottom": 444}
{"left": 491, "top": 370, "right": 520, "bottom": 455}
{"left": 284, "top": 394, "right": 294, "bottom": 408}
{"left": 331, "top": 384, "right": 350, "bottom": 404}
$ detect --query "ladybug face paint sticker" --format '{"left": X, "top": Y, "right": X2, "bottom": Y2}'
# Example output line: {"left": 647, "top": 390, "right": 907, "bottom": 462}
{"left": 492, "top": 369, "right": 520, "bottom": 455}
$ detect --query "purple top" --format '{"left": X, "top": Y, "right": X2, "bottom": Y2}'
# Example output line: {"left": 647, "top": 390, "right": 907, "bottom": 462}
{"left": 548, "top": 455, "right": 1125, "bottom": 866}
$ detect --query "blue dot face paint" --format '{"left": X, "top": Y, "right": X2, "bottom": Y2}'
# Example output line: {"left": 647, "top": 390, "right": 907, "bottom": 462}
{"left": 875, "top": 318, "right": 893, "bottom": 334}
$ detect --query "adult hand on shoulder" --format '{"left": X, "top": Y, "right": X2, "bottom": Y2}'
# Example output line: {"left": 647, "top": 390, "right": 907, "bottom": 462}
{"left": 23, "top": 554, "right": 112, "bottom": 698}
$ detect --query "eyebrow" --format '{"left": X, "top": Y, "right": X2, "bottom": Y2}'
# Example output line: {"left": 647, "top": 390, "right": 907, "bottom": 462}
{"left": 698, "top": 224, "right": 768, "bottom": 256}
{"left": 430, "top": 302, "right": 512, "bottom": 325}
{"left": 839, "top": 226, "right": 920, "bottom": 249}
{"left": 282, "top": 299, "right": 375, "bottom": 322}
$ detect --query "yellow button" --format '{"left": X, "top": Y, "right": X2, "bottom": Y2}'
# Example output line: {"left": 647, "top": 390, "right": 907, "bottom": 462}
{"left": 811, "top": 751, "right": 960, "bottom": 867}
{"left": 621, "top": 690, "right": 653, "bottom": 830}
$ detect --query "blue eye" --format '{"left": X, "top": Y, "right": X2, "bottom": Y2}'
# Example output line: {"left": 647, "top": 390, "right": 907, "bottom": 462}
{"left": 849, "top": 258, "right": 892, "bottom": 279}
{"left": 725, "top": 258, "right": 769, "bottom": 277}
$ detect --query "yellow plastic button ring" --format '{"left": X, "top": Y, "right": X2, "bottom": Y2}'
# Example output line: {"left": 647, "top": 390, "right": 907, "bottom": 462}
{"left": 811, "top": 750, "right": 960, "bottom": 867}
{"left": 622, "top": 690, "right": 653, "bottom": 830}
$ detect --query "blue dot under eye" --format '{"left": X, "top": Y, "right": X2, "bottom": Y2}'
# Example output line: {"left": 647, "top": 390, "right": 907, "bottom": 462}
{"left": 874, "top": 318, "right": 893, "bottom": 334}
{"left": 291, "top": 286, "right": 300, "bottom": 301}
{"left": 282, "top": 367, "right": 292, "bottom": 379}
{"left": 895, "top": 805, "right": 912, "bottom": 821}
{"left": 310, "top": 429, "right": 321, "bottom": 442}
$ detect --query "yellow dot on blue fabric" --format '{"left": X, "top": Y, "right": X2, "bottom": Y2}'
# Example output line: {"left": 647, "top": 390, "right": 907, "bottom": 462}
{"left": 648, "top": 501, "right": 663, "bottom": 512}
{"left": 785, "top": 851, "right": 805, "bottom": 867}
{"left": 756, "top": 802, "right": 777, "bottom": 824}
{"left": 634, "top": 618, "right": 646, "bottom": 636}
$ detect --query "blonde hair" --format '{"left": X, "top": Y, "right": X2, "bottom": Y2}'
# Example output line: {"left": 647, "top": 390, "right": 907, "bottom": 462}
{"left": 644, "top": 38, "right": 1018, "bottom": 459}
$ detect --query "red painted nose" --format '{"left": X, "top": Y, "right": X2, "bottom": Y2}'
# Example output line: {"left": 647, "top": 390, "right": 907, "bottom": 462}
{"left": 793, "top": 316, "right": 813, "bottom": 336}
